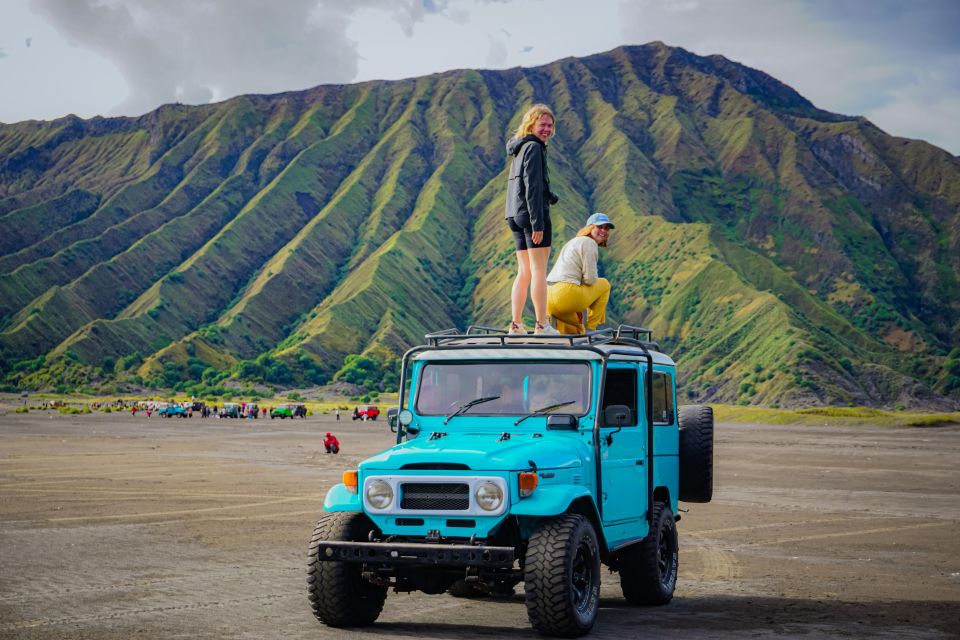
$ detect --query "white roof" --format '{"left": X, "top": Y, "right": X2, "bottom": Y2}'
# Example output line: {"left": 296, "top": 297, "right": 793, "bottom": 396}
{"left": 414, "top": 343, "right": 675, "bottom": 367}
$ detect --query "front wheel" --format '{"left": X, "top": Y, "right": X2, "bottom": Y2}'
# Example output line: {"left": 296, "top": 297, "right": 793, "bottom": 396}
{"left": 524, "top": 514, "right": 601, "bottom": 637}
{"left": 307, "top": 512, "right": 387, "bottom": 627}
{"left": 619, "top": 501, "right": 678, "bottom": 606}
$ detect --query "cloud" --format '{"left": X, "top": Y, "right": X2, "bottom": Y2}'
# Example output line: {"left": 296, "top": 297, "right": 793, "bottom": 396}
{"left": 28, "top": 0, "right": 445, "bottom": 117}
{"left": 486, "top": 33, "right": 508, "bottom": 67}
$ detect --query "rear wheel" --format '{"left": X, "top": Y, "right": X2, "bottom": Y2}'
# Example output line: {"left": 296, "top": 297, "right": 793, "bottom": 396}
{"left": 307, "top": 512, "right": 387, "bottom": 627}
{"left": 619, "top": 501, "right": 678, "bottom": 605}
{"left": 524, "top": 514, "right": 600, "bottom": 637}
{"left": 679, "top": 405, "right": 714, "bottom": 503}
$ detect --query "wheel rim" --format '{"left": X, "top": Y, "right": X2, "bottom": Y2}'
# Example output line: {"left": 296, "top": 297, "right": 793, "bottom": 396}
{"left": 571, "top": 538, "right": 598, "bottom": 613}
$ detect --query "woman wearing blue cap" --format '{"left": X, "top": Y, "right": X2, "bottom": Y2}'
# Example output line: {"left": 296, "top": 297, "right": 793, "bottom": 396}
{"left": 545, "top": 213, "right": 614, "bottom": 334}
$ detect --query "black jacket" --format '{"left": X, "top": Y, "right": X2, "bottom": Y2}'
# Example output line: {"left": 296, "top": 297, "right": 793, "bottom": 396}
{"left": 504, "top": 135, "right": 557, "bottom": 232}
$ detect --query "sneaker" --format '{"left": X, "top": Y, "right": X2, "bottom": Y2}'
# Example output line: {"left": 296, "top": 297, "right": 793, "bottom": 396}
{"left": 534, "top": 322, "right": 560, "bottom": 335}
{"left": 508, "top": 322, "right": 526, "bottom": 335}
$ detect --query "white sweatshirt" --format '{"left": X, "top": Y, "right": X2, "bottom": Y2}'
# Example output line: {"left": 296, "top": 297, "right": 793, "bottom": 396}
{"left": 547, "top": 236, "right": 599, "bottom": 286}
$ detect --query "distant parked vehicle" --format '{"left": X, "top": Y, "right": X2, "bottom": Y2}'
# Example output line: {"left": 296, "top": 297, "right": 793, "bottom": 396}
{"left": 271, "top": 404, "right": 294, "bottom": 419}
{"left": 220, "top": 403, "right": 241, "bottom": 418}
{"left": 159, "top": 404, "right": 187, "bottom": 418}
{"left": 353, "top": 405, "right": 379, "bottom": 421}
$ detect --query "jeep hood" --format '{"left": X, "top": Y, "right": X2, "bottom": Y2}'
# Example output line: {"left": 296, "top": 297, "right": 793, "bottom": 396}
{"left": 361, "top": 432, "right": 587, "bottom": 472}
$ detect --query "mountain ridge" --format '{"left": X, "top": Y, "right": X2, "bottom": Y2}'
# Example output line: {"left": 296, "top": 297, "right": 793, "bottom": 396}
{"left": 1, "top": 42, "right": 958, "bottom": 408}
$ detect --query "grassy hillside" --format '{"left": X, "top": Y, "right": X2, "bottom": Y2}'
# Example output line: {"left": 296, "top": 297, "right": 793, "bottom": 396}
{"left": 1, "top": 43, "right": 958, "bottom": 408}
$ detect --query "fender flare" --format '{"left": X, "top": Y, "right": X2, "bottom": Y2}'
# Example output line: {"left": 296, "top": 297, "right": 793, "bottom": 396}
{"left": 512, "top": 485, "right": 607, "bottom": 552}
{"left": 322, "top": 484, "right": 362, "bottom": 512}
{"left": 510, "top": 484, "right": 596, "bottom": 517}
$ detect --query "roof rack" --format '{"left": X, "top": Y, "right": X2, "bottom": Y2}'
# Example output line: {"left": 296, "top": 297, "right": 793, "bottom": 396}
{"left": 423, "top": 324, "right": 660, "bottom": 352}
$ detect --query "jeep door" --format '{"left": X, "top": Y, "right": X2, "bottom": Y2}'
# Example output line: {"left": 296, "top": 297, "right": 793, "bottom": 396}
{"left": 598, "top": 364, "right": 647, "bottom": 524}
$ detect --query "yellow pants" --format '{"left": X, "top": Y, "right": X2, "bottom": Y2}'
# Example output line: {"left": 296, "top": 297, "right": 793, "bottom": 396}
{"left": 547, "top": 278, "right": 611, "bottom": 334}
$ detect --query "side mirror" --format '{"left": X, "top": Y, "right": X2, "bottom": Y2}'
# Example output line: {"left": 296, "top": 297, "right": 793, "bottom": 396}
{"left": 604, "top": 404, "right": 631, "bottom": 426}
{"left": 603, "top": 404, "right": 630, "bottom": 445}
{"left": 387, "top": 408, "right": 414, "bottom": 434}
{"left": 546, "top": 414, "right": 579, "bottom": 431}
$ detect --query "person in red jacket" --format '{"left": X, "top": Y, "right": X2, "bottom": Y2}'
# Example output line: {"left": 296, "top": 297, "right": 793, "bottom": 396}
{"left": 323, "top": 432, "right": 340, "bottom": 454}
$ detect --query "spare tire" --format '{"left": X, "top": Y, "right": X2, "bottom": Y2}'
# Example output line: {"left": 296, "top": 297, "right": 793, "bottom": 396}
{"left": 678, "top": 405, "right": 713, "bottom": 503}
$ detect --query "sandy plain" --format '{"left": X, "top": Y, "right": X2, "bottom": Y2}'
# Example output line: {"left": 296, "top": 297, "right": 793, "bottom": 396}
{"left": 1, "top": 409, "right": 958, "bottom": 639}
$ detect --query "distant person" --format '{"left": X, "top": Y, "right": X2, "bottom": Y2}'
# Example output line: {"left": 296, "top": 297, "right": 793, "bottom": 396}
{"left": 324, "top": 432, "right": 340, "bottom": 454}
{"left": 335, "top": 408, "right": 340, "bottom": 421}
{"left": 504, "top": 103, "right": 560, "bottom": 335}
{"left": 352, "top": 406, "right": 359, "bottom": 420}
{"left": 261, "top": 406, "right": 267, "bottom": 418}
{"left": 546, "top": 213, "right": 614, "bottom": 335}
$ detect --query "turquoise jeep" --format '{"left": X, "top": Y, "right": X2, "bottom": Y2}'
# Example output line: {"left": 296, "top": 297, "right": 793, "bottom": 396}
{"left": 307, "top": 326, "right": 713, "bottom": 637}
{"left": 158, "top": 403, "right": 187, "bottom": 418}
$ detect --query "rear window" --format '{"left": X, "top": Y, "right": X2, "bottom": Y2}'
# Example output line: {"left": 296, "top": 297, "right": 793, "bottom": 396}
{"left": 651, "top": 372, "right": 674, "bottom": 425}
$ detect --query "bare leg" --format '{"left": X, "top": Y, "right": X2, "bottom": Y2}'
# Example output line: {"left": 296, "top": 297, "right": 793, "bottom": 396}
{"left": 528, "top": 246, "right": 551, "bottom": 326}
{"left": 512, "top": 250, "right": 532, "bottom": 324}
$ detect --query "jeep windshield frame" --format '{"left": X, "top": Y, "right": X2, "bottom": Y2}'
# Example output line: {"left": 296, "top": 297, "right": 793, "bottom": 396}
{"left": 415, "top": 360, "right": 592, "bottom": 419}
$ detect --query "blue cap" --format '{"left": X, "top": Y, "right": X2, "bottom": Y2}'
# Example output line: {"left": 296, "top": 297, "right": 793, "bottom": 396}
{"left": 586, "top": 212, "right": 615, "bottom": 228}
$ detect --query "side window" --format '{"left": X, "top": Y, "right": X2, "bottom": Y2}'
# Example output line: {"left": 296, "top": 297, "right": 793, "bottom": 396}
{"left": 650, "top": 372, "right": 674, "bottom": 425}
{"left": 601, "top": 368, "right": 638, "bottom": 426}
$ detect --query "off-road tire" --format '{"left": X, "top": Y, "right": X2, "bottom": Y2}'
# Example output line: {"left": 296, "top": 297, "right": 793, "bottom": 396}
{"left": 307, "top": 512, "right": 387, "bottom": 627}
{"left": 524, "top": 514, "right": 601, "bottom": 637}
{"left": 619, "top": 501, "right": 678, "bottom": 605}
{"left": 678, "top": 405, "right": 714, "bottom": 503}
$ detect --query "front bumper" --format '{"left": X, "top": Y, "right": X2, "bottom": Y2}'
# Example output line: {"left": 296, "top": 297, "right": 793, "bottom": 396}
{"left": 312, "top": 541, "right": 515, "bottom": 568}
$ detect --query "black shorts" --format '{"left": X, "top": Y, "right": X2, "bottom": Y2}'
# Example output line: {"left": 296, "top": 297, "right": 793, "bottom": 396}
{"left": 506, "top": 213, "right": 552, "bottom": 251}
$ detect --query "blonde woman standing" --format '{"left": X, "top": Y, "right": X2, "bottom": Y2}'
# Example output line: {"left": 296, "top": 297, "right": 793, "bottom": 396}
{"left": 546, "top": 213, "right": 614, "bottom": 334}
{"left": 504, "top": 104, "right": 560, "bottom": 335}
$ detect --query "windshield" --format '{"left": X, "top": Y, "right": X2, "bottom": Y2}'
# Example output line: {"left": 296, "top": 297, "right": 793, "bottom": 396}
{"left": 415, "top": 361, "right": 591, "bottom": 418}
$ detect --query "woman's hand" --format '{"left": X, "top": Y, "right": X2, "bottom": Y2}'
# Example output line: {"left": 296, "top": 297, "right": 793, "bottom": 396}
{"left": 531, "top": 230, "right": 544, "bottom": 246}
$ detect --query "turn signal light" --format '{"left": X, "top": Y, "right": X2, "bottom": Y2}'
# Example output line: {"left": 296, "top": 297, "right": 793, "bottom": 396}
{"left": 519, "top": 472, "right": 538, "bottom": 498}
{"left": 343, "top": 471, "right": 358, "bottom": 494}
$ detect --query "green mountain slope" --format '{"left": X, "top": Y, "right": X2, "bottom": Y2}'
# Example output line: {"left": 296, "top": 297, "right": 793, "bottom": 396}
{"left": 1, "top": 43, "right": 958, "bottom": 408}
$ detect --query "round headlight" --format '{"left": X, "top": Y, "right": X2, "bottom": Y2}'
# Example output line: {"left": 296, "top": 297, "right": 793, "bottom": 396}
{"left": 475, "top": 482, "right": 503, "bottom": 512}
{"left": 366, "top": 480, "right": 394, "bottom": 510}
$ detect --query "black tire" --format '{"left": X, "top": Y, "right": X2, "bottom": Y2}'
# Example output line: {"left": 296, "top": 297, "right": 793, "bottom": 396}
{"left": 306, "top": 512, "right": 387, "bottom": 627}
{"left": 524, "top": 514, "right": 601, "bottom": 638}
{"left": 619, "top": 501, "right": 678, "bottom": 606}
{"left": 678, "top": 405, "right": 714, "bottom": 503}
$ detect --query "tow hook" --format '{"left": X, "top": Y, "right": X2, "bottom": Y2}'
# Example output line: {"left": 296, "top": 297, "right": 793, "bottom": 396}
{"left": 425, "top": 529, "right": 441, "bottom": 543}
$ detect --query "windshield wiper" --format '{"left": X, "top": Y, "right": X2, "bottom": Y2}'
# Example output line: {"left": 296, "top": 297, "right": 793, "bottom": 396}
{"left": 514, "top": 400, "right": 577, "bottom": 426}
{"left": 443, "top": 396, "right": 501, "bottom": 425}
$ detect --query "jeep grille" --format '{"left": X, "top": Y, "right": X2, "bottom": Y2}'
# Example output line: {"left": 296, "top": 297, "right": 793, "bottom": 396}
{"left": 400, "top": 482, "right": 469, "bottom": 510}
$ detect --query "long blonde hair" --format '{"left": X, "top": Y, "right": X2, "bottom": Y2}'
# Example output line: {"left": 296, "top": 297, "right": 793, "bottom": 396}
{"left": 514, "top": 104, "right": 556, "bottom": 139}
{"left": 577, "top": 224, "right": 607, "bottom": 247}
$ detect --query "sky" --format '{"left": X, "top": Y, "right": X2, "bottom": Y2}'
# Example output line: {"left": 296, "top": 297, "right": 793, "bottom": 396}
{"left": 1, "top": 0, "right": 958, "bottom": 155}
